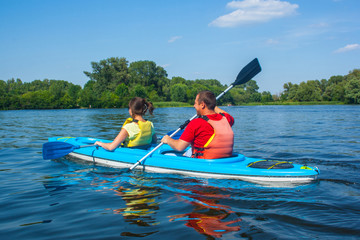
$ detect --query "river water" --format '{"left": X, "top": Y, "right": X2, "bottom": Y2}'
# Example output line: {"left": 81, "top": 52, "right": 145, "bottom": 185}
{"left": 0, "top": 105, "right": 359, "bottom": 239}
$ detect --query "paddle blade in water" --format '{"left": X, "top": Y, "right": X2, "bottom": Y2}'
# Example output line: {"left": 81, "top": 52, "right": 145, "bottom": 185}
{"left": 42, "top": 142, "right": 78, "bottom": 160}
{"left": 234, "top": 58, "right": 261, "bottom": 86}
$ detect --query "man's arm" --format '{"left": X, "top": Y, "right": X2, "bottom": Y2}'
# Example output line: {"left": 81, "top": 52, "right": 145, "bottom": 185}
{"left": 215, "top": 106, "right": 228, "bottom": 114}
{"left": 214, "top": 106, "right": 234, "bottom": 126}
{"left": 161, "top": 135, "right": 190, "bottom": 151}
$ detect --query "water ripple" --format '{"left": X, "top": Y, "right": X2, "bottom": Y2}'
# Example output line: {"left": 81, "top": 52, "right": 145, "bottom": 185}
{"left": 0, "top": 106, "right": 360, "bottom": 239}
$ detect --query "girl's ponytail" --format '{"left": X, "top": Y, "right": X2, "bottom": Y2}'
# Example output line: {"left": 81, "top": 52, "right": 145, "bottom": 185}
{"left": 144, "top": 100, "right": 154, "bottom": 115}
{"left": 129, "top": 97, "right": 155, "bottom": 117}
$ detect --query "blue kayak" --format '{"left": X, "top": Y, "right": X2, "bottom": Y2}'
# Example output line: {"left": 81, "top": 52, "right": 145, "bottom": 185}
{"left": 44, "top": 137, "right": 320, "bottom": 184}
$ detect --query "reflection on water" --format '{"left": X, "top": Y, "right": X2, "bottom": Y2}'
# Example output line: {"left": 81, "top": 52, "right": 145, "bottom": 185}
{"left": 113, "top": 187, "right": 159, "bottom": 218}
{"left": 42, "top": 167, "right": 163, "bottom": 237}
{"left": 91, "top": 177, "right": 161, "bottom": 227}
{"left": 41, "top": 161, "right": 244, "bottom": 238}
{"left": 170, "top": 211, "right": 241, "bottom": 238}
{"left": 169, "top": 185, "right": 242, "bottom": 238}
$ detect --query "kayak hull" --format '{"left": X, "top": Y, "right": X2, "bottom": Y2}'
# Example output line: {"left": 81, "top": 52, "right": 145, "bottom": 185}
{"left": 48, "top": 137, "right": 320, "bottom": 183}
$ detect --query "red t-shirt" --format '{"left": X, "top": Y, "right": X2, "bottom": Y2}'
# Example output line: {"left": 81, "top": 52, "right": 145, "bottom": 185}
{"left": 180, "top": 113, "right": 234, "bottom": 148}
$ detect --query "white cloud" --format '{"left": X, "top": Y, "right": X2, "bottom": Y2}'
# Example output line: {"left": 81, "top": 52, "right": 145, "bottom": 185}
{"left": 168, "top": 36, "right": 182, "bottom": 43}
{"left": 334, "top": 44, "right": 360, "bottom": 53}
{"left": 209, "top": 0, "right": 299, "bottom": 27}
{"left": 288, "top": 22, "right": 329, "bottom": 38}
{"left": 161, "top": 64, "right": 171, "bottom": 68}
{"left": 309, "top": 22, "right": 329, "bottom": 28}
{"left": 266, "top": 38, "right": 279, "bottom": 45}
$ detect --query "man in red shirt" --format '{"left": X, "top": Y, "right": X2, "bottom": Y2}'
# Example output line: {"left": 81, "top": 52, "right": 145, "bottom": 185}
{"left": 161, "top": 90, "right": 234, "bottom": 159}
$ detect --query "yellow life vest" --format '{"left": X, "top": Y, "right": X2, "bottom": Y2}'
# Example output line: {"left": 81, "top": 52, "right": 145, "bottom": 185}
{"left": 122, "top": 118, "right": 153, "bottom": 148}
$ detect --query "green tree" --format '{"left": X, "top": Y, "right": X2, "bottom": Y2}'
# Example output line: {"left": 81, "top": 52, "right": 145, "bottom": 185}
{"left": 148, "top": 90, "right": 162, "bottom": 102}
{"left": 186, "top": 83, "right": 208, "bottom": 105}
{"left": 79, "top": 80, "right": 99, "bottom": 108}
{"left": 24, "top": 79, "right": 50, "bottom": 92}
{"left": 48, "top": 80, "right": 71, "bottom": 108}
{"left": 84, "top": 57, "right": 130, "bottom": 95}
{"left": 230, "top": 87, "right": 246, "bottom": 104}
{"left": 345, "top": 78, "right": 360, "bottom": 103}
{"left": 328, "top": 75, "right": 344, "bottom": 85}
{"left": 295, "top": 81, "right": 322, "bottom": 102}
{"left": 115, "top": 83, "right": 129, "bottom": 98}
{"left": 244, "top": 80, "right": 259, "bottom": 94}
{"left": 261, "top": 91, "right": 273, "bottom": 102}
{"left": 344, "top": 69, "right": 360, "bottom": 82}
{"left": 67, "top": 84, "right": 81, "bottom": 108}
{"left": 343, "top": 69, "right": 360, "bottom": 104}
{"left": 170, "top": 76, "right": 186, "bottom": 86}
{"left": 129, "top": 60, "right": 168, "bottom": 96}
{"left": 7, "top": 78, "right": 24, "bottom": 95}
{"left": 238, "top": 80, "right": 260, "bottom": 102}
{"left": 318, "top": 79, "right": 328, "bottom": 93}
{"left": 250, "top": 92, "right": 261, "bottom": 102}
{"left": 171, "top": 83, "right": 188, "bottom": 102}
{"left": 130, "top": 85, "right": 147, "bottom": 98}
{"left": 114, "top": 83, "right": 131, "bottom": 107}
{"left": 21, "top": 90, "right": 53, "bottom": 109}
{"left": 323, "top": 83, "right": 345, "bottom": 101}
{"left": 99, "top": 91, "right": 120, "bottom": 108}
{"left": 59, "top": 92, "right": 73, "bottom": 109}
{"left": 287, "top": 83, "right": 299, "bottom": 101}
{"left": 0, "top": 80, "right": 6, "bottom": 109}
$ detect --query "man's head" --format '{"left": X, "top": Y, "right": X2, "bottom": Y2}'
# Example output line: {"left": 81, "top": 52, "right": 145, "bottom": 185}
{"left": 194, "top": 90, "right": 216, "bottom": 115}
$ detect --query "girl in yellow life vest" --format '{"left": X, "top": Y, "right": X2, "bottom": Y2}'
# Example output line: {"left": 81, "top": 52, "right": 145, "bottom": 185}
{"left": 95, "top": 97, "right": 157, "bottom": 151}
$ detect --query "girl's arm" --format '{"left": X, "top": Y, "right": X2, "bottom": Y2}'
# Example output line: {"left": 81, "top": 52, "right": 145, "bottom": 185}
{"left": 95, "top": 128, "right": 129, "bottom": 151}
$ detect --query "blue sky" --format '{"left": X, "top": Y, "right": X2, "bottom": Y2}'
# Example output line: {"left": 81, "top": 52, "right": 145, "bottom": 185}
{"left": 1, "top": 0, "right": 359, "bottom": 94}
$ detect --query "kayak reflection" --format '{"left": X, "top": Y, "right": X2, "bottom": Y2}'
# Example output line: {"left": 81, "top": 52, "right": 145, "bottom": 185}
{"left": 113, "top": 186, "right": 160, "bottom": 223}
{"left": 41, "top": 159, "right": 243, "bottom": 238}
{"left": 168, "top": 185, "right": 242, "bottom": 238}
{"left": 90, "top": 175, "right": 161, "bottom": 227}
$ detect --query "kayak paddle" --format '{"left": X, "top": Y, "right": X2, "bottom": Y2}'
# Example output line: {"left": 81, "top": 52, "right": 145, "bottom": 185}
{"left": 42, "top": 141, "right": 94, "bottom": 160}
{"left": 130, "top": 58, "right": 261, "bottom": 170}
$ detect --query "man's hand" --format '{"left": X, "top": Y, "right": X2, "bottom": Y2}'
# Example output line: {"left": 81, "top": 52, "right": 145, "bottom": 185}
{"left": 161, "top": 135, "right": 190, "bottom": 151}
{"left": 161, "top": 135, "right": 171, "bottom": 144}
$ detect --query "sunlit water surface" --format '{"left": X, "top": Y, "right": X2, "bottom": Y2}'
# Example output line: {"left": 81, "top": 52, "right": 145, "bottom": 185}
{"left": 0, "top": 105, "right": 359, "bottom": 239}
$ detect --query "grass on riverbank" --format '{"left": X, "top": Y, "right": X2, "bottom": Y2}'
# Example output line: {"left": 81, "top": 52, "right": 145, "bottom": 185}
{"left": 153, "top": 102, "right": 192, "bottom": 108}
{"left": 238, "top": 101, "right": 344, "bottom": 106}
{"left": 153, "top": 101, "right": 344, "bottom": 108}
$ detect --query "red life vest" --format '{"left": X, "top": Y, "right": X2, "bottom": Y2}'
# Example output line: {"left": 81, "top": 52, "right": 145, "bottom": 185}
{"left": 192, "top": 114, "right": 234, "bottom": 159}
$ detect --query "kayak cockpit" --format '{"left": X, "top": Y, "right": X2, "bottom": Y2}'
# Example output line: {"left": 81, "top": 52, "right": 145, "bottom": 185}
{"left": 158, "top": 146, "right": 245, "bottom": 163}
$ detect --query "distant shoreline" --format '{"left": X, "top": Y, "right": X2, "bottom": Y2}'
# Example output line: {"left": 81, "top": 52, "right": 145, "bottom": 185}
{"left": 154, "top": 101, "right": 345, "bottom": 108}
{"left": 2, "top": 101, "right": 348, "bottom": 111}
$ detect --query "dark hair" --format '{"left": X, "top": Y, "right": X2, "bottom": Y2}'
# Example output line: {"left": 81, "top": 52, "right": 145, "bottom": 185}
{"left": 197, "top": 90, "right": 216, "bottom": 110}
{"left": 128, "top": 97, "right": 154, "bottom": 118}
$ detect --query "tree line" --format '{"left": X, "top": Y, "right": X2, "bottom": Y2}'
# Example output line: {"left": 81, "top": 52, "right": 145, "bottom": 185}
{"left": 280, "top": 69, "right": 360, "bottom": 104}
{"left": 0, "top": 57, "right": 359, "bottom": 110}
